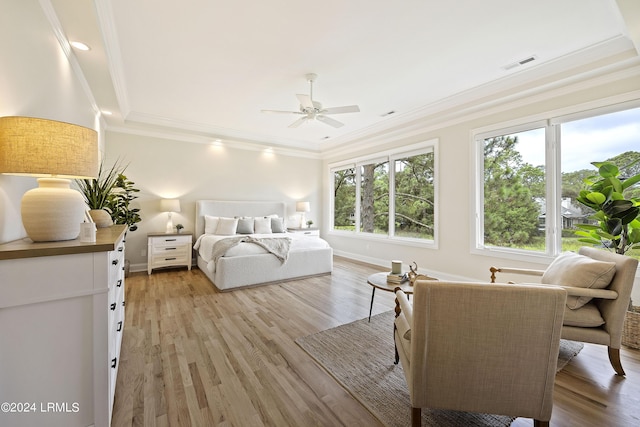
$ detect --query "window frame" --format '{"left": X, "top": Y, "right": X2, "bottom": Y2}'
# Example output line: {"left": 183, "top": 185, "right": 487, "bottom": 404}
{"left": 471, "top": 98, "right": 640, "bottom": 262}
{"left": 329, "top": 139, "right": 439, "bottom": 248}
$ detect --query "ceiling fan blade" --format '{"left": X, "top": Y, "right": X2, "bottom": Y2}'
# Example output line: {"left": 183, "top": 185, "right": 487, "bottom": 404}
{"left": 316, "top": 115, "right": 344, "bottom": 128}
{"left": 288, "top": 117, "right": 308, "bottom": 128}
{"left": 321, "top": 105, "right": 360, "bottom": 114}
{"left": 296, "top": 94, "right": 314, "bottom": 109}
{"left": 261, "top": 109, "right": 303, "bottom": 115}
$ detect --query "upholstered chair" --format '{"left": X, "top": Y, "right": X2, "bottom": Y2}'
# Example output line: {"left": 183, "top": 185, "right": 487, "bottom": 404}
{"left": 394, "top": 280, "right": 566, "bottom": 427}
{"left": 490, "top": 247, "right": 638, "bottom": 375}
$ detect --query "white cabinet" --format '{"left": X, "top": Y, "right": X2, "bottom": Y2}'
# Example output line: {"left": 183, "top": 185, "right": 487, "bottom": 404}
{"left": 147, "top": 232, "right": 193, "bottom": 274}
{"left": 0, "top": 225, "right": 127, "bottom": 427}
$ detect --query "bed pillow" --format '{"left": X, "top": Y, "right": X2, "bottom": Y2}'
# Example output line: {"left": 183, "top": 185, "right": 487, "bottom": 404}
{"left": 542, "top": 251, "right": 616, "bottom": 309}
{"left": 204, "top": 215, "right": 220, "bottom": 234}
{"left": 271, "top": 217, "right": 285, "bottom": 233}
{"left": 236, "top": 217, "right": 255, "bottom": 234}
{"left": 215, "top": 217, "right": 238, "bottom": 235}
{"left": 254, "top": 217, "right": 272, "bottom": 234}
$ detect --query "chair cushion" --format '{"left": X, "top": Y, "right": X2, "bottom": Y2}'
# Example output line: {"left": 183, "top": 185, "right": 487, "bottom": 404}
{"left": 563, "top": 301, "right": 605, "bottom": 327}
{"left": 542, "top": 251, "right": 616, "bottom": 309}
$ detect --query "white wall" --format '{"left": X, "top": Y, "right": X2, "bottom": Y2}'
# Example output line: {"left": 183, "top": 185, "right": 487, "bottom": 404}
{"left": 104, "top": 132, "right": 322, "bottom": 270}
{"left": 0, "top": 0, "right": 100, "bottom": 243}
{"left": 323, "top": 71, "right": 640, "bottom": 301}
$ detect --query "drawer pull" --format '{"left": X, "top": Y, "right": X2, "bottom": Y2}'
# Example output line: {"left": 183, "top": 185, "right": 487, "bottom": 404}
{"left": 112, "top": 259, "right": 119, "bottom": 266}
{"left": 117, "top": 279, "right": 123, "bottom": 287}
{"left": 165, "top": 238, "right": 177, "bottom": 242}
{"left": 165, "top": 257, "right": 177, "bottom": 261}
{"left": 111, "top": 358, "right": 117, "bottom": 369}
{"left": 164, "top": 247, "right": 177, "bottom": 251}
{"left": 110, "top": 303, "right": 116, "bottom": 311}
{"left": 117, "top": 321, "right": 123, "bottom": 332}
{"left": 118, "top": 246, "right": 124, "bottom": 252}
{"left": 122, "top": 301, "right": 126, "bottom": 307}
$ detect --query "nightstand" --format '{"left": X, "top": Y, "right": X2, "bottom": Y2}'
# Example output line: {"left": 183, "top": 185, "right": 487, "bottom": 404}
{"left": 287, "top": 227, "right": 320, "bottom": 237}
{"left": 148, "top": 231, "right": 193, "bottom": 274}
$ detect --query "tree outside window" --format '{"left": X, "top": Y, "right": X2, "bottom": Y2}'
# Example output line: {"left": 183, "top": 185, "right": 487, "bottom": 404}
{"left": 331, "top": 143, "right": 437, "bottom": 243}
{"left": 476, "top": 105, "right": 640, "bottom": 259}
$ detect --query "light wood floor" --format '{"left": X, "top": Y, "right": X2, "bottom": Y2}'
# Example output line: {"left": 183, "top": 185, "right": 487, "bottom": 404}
{"left": 112, "top": 257, "right": 640, "bottom": 426}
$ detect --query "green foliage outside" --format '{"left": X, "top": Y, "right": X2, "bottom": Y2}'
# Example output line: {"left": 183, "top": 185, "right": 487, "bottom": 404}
{"left": 333, "top": 152, "right": 435, "bottom": 239}
{"left": 483, "top": 134, "right": 640, "bottom": 260}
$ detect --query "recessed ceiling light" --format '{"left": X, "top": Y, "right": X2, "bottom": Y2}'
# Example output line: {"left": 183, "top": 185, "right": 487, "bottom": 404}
{"left": 70, "top": 41, "right": 90, "bottom": 51}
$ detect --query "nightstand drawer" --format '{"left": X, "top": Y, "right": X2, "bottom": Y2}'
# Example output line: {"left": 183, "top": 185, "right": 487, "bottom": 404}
{"left": 150, "top": 244, "right": 190, "bottom": 256}
{"left": 150, "top": 235, "right": 192, "bottom": 247}
{"left": 151, "top": 253, "right": 190, "bottom": 267}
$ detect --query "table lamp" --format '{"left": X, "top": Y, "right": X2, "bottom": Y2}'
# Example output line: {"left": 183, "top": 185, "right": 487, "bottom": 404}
{"left": 160, "top": 198, "right": 181, "bottom": 232}
{"left": 0, "top": 116, "right": 98, "bottom": 242}
{"left": 296, "top": 201, "right": 310, "bottom": 228}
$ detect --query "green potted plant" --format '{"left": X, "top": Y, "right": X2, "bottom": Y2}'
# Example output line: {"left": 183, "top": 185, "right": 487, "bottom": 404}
{"left": 575, "top": 160, "right": 640, "bottom": 349}
{"left": 76, "top": 161, "right": 122, "bottom": 227}
{"left": 575, "top": 161, "right": 640, "bottom": 255}
{"left": 105, "top": 173, "right": 141, "bottom": 232}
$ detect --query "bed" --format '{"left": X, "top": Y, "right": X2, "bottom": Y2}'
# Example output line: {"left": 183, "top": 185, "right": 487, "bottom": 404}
{"left": 194, "top": 200, "right": 333, "bottom": 291}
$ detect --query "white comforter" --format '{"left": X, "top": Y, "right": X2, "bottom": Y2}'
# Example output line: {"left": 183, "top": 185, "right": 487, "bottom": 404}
{"left": 194, "top": 232, "right": 330, "bottom": 272}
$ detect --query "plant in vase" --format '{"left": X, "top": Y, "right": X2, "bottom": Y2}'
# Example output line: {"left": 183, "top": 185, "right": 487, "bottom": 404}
{"left": 76, "top": 160, "right": 142, "bottom": 231}
{"left": 306, "top": 220, "right": 314, "bottom": 228}
{"left": 76, "top": 161, "right": 121, "bottom": 227}
{"left": 176, "top": 224, "right": 184, "bottom": 233}
{"left": 575, "top": 160, "right": 640, "bottom": 349}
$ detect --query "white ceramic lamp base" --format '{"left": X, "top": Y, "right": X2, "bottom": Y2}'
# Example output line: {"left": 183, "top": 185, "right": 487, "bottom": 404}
{"left": 21, "top": 178, "right": 86, "bottom": 242}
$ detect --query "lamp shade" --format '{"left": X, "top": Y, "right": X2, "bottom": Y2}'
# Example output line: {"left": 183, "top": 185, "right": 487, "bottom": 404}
{"left": 160, "top": 199, "right": 181, "bottom": 213}
{"left": 296, "top": 201, "right": 310, "bottom": 212}
{"left": 0, "top": 116, "right": 98, "bottom": 242}
{"left": 0, "top": 116, "right": 98, "bottom": 178}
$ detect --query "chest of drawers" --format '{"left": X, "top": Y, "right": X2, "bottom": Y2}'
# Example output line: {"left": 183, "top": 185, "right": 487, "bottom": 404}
{"left": 0, "top": 225, "right": 127, "bottom": 427}
{"left": 147, "top": 232, "right": 193, "bottom": 274}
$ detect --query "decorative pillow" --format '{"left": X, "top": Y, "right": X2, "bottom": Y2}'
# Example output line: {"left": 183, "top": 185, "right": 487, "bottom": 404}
{"left": 562, "top": 301, "right": 605, "bottom": 327}
{"left": 254, "top": 217, "right": 272, "bottom": 234}
{"left": 542, "top": 251, "right": 616, "bottom": 310}
{"left": 271, "top": 217, "right": 285, "bottom": 233}
{"left": 236, "top": 217, "right": 254, "bottom": 234}
{"left": 215, "top": 217, "right": 238, "bottom": 235}
{"left": 204, "top": 215, "right": 219, "bottom": 234}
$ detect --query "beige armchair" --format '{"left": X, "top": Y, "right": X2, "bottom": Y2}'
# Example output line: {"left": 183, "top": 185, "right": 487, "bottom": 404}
{"left": 394, "top": 280, "right": 566, "bottom": 427}
{"left": 490, "top": 247, "right": 638, "bottom": 376}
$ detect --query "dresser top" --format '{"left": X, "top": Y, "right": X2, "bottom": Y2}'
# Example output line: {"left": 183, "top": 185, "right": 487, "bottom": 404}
{"left": 0, "top": 225, "right": 127, "bottom": 260}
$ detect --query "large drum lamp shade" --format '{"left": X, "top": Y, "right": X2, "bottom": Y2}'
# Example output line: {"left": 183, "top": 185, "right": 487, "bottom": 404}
{"left": 0, "top": 116, "right": 98, "bottom": 242}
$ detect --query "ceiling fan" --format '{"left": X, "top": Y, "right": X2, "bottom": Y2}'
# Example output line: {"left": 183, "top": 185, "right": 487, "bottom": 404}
{"left": 261, "top": 73, "right": 360, "bottom": 128}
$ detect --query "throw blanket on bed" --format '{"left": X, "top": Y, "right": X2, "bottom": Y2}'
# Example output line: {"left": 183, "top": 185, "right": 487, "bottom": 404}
{"left": 210, "top": 236, "right": 292, "bottom": 264}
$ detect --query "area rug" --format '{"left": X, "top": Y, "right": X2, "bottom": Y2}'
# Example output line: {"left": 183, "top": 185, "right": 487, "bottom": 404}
{"left": 296, "top": 310, "right": 583, "bottom": 427}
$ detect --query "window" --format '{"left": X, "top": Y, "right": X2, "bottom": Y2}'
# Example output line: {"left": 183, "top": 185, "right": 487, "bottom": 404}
{"left": 330, "top": 141, "right": 437, "bottom": 244}
{"left": 474, "top": 103, "right": 640, "bottom": 259}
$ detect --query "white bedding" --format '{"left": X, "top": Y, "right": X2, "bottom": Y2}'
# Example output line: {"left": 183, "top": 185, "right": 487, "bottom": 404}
{"left": 194, "top": 232, "right": 330, "bottom": 276}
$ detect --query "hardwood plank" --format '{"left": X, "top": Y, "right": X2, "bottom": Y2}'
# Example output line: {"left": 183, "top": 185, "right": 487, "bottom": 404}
{"left": 113, "top": 257, "right": 640, "bottom": 426}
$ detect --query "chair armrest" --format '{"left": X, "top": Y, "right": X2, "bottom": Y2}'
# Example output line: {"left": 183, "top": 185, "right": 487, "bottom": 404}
{"left": 490, "top": 266, "right": 545, "bottom": 283}
{"left": 520, "top": 282, "right": 618, "bottom": 299}
{"left": 394, "top": 288, "right": 413, "bottom": 326}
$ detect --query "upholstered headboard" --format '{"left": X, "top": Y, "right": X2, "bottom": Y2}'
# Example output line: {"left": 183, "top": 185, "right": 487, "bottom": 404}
{"left": 195, "top": 200, "right": 287, "bottom": 238}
